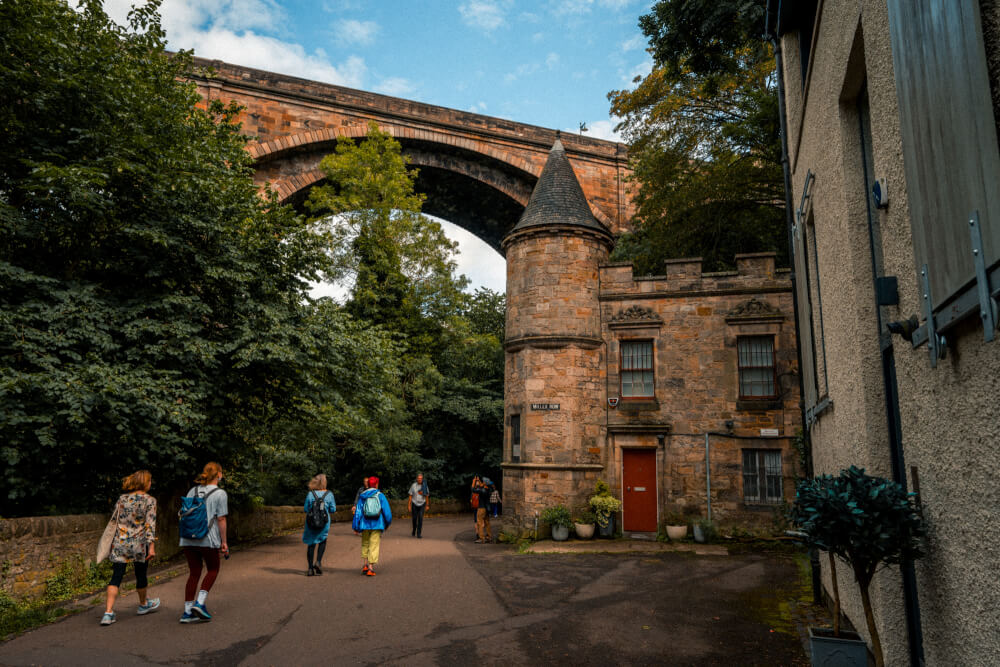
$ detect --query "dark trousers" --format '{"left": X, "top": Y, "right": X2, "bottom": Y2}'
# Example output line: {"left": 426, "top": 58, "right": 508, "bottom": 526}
{"left": 183, "top": 546, "right": 220, "bottom": 601}
{"left": 307, "top": 540, "right": 327, "bottom": 566}
{"left": 411, "top": 504, "right": 425, "bottom": 536}
{"left": 109, "top": 560, "right": 148, "bottom": 589}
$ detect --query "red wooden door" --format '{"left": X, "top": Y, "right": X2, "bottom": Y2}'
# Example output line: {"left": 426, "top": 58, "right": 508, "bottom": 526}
{"left": 622, "top": 449, "right": 657, "bottom": 532}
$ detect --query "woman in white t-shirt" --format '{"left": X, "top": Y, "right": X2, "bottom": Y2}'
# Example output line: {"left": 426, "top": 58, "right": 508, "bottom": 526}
{"left": 178, "top": 462, "right": 228, "bottom": 624}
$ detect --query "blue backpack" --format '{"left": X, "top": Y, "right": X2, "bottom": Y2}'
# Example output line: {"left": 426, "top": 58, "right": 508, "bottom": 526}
{"left": 179, "top": 487, "right": 219, "bottom": 539}
{"left": 362, "top": 493, "right": 382, "bottom": 519}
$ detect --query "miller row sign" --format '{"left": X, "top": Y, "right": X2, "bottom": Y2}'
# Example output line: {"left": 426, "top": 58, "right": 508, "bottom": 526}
{"left": 530, "top": 403, "right": 560, "bottom": 411}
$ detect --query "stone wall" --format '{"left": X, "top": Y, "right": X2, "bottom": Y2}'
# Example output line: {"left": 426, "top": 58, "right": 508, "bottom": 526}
{"left": 502, "top": 251, "right": 800, "bottom": 535}
{"left": 600, "top": 253, "right": 800, "bottom": 528}
{"left": 777, "top": 2, "right": 1000, "bottom": 663}
{"left": 0, "top": 499, "right": 466, "bottom": 601}
{"left": 190, "top": 57, "right": 633, "bottom": 231}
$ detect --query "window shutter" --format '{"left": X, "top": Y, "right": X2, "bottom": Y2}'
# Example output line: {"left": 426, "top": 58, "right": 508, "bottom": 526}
{"left": 887, "top": 2, "right": 1000, "bottom": 320}
{"left": 793, "top": 221, "right": 818, "bottom": 409}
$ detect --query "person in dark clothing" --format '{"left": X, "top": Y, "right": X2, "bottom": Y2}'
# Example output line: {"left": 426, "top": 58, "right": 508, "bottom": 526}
{"left": 474, "top": 477, "right": 494, "bottom": 543}
{"left": 408, "top": 473, "right": 429, "bottom": 538}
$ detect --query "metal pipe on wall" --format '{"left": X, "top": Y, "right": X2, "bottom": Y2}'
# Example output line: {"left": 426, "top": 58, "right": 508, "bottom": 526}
{"left": 704, "top": 432, "right": 712, "bottom": 521}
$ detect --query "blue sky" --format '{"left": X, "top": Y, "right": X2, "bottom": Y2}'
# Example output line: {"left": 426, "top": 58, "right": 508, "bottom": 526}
{"left": 103, "top": 0, "right": 654, "bottom": 295}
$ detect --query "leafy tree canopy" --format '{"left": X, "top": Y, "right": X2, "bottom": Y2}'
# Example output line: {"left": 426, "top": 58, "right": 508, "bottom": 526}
{"left": 0, "top": 0, "right": 402, "bottom": 514}
{"left": 609, "top": 0, "right": 786, "bottom": 272}
{"left": 305, "top": 125, "right": 504, "bottom": 500}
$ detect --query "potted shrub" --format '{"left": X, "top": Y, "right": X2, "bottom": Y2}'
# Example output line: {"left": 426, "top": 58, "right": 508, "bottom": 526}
{"left": 589, "top": 480, "right": 622, "bottom": 538}
{"left": 540, "top": 504, "right": 573, "bottom": 541}
{"left": 693, "top": 518, "right": 716, "bottom": 544}
{"left": 792, "top": 466, "right": 926, "bottom": 667}
{"left": 663, "top": 512, "right": 688, "bottom": 541}
{"left": 573, "top": 509, "right": 597, "bottom": 539}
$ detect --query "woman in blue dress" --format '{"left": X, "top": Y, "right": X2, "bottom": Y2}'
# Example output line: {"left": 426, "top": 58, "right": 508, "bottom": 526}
{"left": 303, "top": 474, "right": 337, "bottom": 576}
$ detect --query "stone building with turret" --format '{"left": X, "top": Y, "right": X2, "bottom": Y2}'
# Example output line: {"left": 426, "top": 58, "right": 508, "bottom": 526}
{"left": 501, "top": 138, "right": 801, "bottom": 536}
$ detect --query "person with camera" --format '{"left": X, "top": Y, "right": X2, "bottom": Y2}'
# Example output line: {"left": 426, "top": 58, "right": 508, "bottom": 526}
{"left": 473, "top": 477, "right": 494, "bottom": 544}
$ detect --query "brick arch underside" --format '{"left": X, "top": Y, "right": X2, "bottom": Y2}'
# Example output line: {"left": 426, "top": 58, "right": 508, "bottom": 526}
{"left": 250, "top": 127, "right": 617, "bottom": 251}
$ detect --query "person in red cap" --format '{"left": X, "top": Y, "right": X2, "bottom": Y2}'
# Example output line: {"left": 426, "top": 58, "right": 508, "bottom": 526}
{"left": 352, "top": 476, "right": 392, "bottom": 575}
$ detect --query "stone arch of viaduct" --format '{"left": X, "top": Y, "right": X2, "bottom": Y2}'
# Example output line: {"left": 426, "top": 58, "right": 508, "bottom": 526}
{"left": 191, "top": 57, "right": 633, "bottom": 251}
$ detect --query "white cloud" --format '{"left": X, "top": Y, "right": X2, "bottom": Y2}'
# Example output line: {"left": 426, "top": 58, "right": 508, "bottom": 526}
{"left": 433, "top": 219, "right": 506, "bottom": 293}
{"left": 621, "top": 34, "right": 645, "bottom": 52}
{"left": 504, "top": 62, "right": 540, "bottom": 83}
{"left": 623, "top": 58, "right": 653, "bottom": 85}
{"left": 459, "top": 1, "right": 510, "bottom": 32}
{"left": 552, "top": 0, "right": 633, "bottom": 16}
{"left": 103, "top": 0, "right": 369, "bottom": 89}
{"left": 545, "top": 52, "right": 560, "bottom": 69}
{"left": 566, "top": 119, "right": 622, "bottom": 142}
{"left": 335, "top": 19, "right": 379, "bottom": 46}
{"left": 309, "top": 216, "right": 506, "bottom": 302}
{"left": 531, "top": 31, "right": 545, "bottom": 43}
{"left": 374, "top": 77, "right": 416, "bottom": 97}
{"left": 468, "top": 101, "right": 488, "bottom": 113}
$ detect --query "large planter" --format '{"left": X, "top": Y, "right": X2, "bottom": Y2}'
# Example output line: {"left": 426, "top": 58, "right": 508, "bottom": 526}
{"left": 598, "top": 513, "right": 616, "bottom": 538}
{"left": 808, "top": 627, "right": 869, "bottom": 666}
{"left": 693, "top": 524, "right": 706, "bottom": 543}
{"left": 552, "top": 524, "right": 570, "bottom": 541}
{"left": 574, "top": 522, "right": 596, "bottom": 539}
{"left": 666, "top": 524, "right": 687, "bottom": 541}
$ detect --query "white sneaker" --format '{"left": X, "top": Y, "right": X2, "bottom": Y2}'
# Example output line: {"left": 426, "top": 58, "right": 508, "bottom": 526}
{"left": 100, "top": 612, "right": 116, "bottom": 626}
{"left": 137, "top": 598, "right": 161, "bottom": 615}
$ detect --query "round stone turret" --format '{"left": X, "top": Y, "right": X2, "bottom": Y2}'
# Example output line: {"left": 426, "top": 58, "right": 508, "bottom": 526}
{"left": 501, "top": 138, "right": 613, "bottom": 532}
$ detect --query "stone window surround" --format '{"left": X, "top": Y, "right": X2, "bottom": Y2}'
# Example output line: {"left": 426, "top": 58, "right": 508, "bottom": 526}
{"left": 736, "top": 335, "right": 778, "bottom": 401}
{"left": 741, "top": 448, "right": 784, "bottom": 506}
{"left": 725, "top": 299, "right": 785, "bottom": 410}
{"left": 619, "top": 338, "right": 655, "bottom": 400}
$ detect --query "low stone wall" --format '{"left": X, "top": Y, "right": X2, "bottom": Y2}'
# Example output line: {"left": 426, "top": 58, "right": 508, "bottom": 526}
{"left": 0, "top": 498, "right": 467, "bottom": 601}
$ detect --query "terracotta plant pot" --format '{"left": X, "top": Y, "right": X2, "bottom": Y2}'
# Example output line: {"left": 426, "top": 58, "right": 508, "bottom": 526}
{"left": 574, "top": 522, "right": 596, "bottom": 539}
{"left": 666, "top": 525, "right": 687, "bottom": 540}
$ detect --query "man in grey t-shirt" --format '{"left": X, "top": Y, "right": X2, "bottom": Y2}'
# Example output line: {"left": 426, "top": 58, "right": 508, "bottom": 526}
{"left": 407, "top": 473, "right": 429, "bottom": 538}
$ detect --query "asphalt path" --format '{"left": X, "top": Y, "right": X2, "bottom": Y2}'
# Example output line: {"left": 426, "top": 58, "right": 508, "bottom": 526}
{"left": 0, "top": 516, "right": 808, "bottom": 666}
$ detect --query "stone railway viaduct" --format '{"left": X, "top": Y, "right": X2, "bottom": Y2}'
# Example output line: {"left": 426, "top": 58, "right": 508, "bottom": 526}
{"left": 190, "top": 56, "right": 633, "bottom": 250}
{"left": 191, "top": 58, "right": 799, "bottom": 536}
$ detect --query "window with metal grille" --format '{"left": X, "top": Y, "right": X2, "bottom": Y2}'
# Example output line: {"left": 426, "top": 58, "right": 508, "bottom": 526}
{"left": 738, "top": 336, "right": 776, "bottom": 399}
{"left": 510, "top": 414, "right": 520, "bottom": 463}
{"left": 620, "top": 340, "right": 654, "bottom": 398}
{"left": 742, "top": 450, "right": 783, "bottom": 504}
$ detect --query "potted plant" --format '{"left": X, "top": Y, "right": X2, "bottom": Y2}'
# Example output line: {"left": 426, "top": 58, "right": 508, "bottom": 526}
{"left": 540, "top": 504, "right": 573, "bottom": 541}
{"left": 692, "top": 517, "right": 716, "bottom": 544}
{"left": 589, "top": 480, "right": 622, "bottom": 538}
{"left": 663, "top": 512, "right": 688, "bottom": 541}
{"left": 573, "top": 509, "right": 597, "bottom": 539}
{"left": 792, "top": 466, "right": 926, "bottom": 667}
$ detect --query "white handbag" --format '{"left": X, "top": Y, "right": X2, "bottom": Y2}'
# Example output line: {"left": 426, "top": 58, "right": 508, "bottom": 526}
{"left": 96, "top": 501, "right": 121, "bottom": 563}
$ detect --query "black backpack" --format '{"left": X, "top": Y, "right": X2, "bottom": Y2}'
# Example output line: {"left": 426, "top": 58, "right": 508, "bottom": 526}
{"left": 306, "top": 490, "right": 330, "bottom": 530}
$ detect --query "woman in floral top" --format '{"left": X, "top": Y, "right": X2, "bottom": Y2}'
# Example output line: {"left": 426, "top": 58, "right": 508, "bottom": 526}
{"left": 101, "top": 470, "right": 160, "bottom": 625}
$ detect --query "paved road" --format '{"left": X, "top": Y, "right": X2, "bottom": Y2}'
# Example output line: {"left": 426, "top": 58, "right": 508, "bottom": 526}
{"left": 0, "top": 517, "right": 808, "bottom": 666}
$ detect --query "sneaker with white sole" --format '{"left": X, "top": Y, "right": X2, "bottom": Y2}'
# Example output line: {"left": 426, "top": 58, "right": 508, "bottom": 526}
{"left": 100, "top": 612, "right": 116, "bottom": 626}
{"left": 137, "top": 598, "right": 161, "bottom": 615}
{"left": 179, "top": 611, "right": 200, "bottom": 623}
{"left": 192, "top": 602, "right": 211, "bottom": 620}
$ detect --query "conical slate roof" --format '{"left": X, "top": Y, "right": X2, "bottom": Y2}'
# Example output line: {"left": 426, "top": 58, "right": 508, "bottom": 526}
{"left": 508, "top": 138, "right": 609, "bottom": 236}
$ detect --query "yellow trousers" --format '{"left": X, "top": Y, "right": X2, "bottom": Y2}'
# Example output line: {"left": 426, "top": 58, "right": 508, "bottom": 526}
{"left": 361, "top": 529, "right": 382, "bottom": 564}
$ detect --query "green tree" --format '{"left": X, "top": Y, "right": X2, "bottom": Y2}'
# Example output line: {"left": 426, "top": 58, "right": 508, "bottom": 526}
{"left": 609, "top": 0, "right": 785, "bottom": 272}
{"left": 0, "top": 0, "right": 400, "bottom": 513}
{"left": 306, "top": 122, "right": 468, "bottom": 346}
{"left": 306, "top": 129, "right": 504, "bottom": 498}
